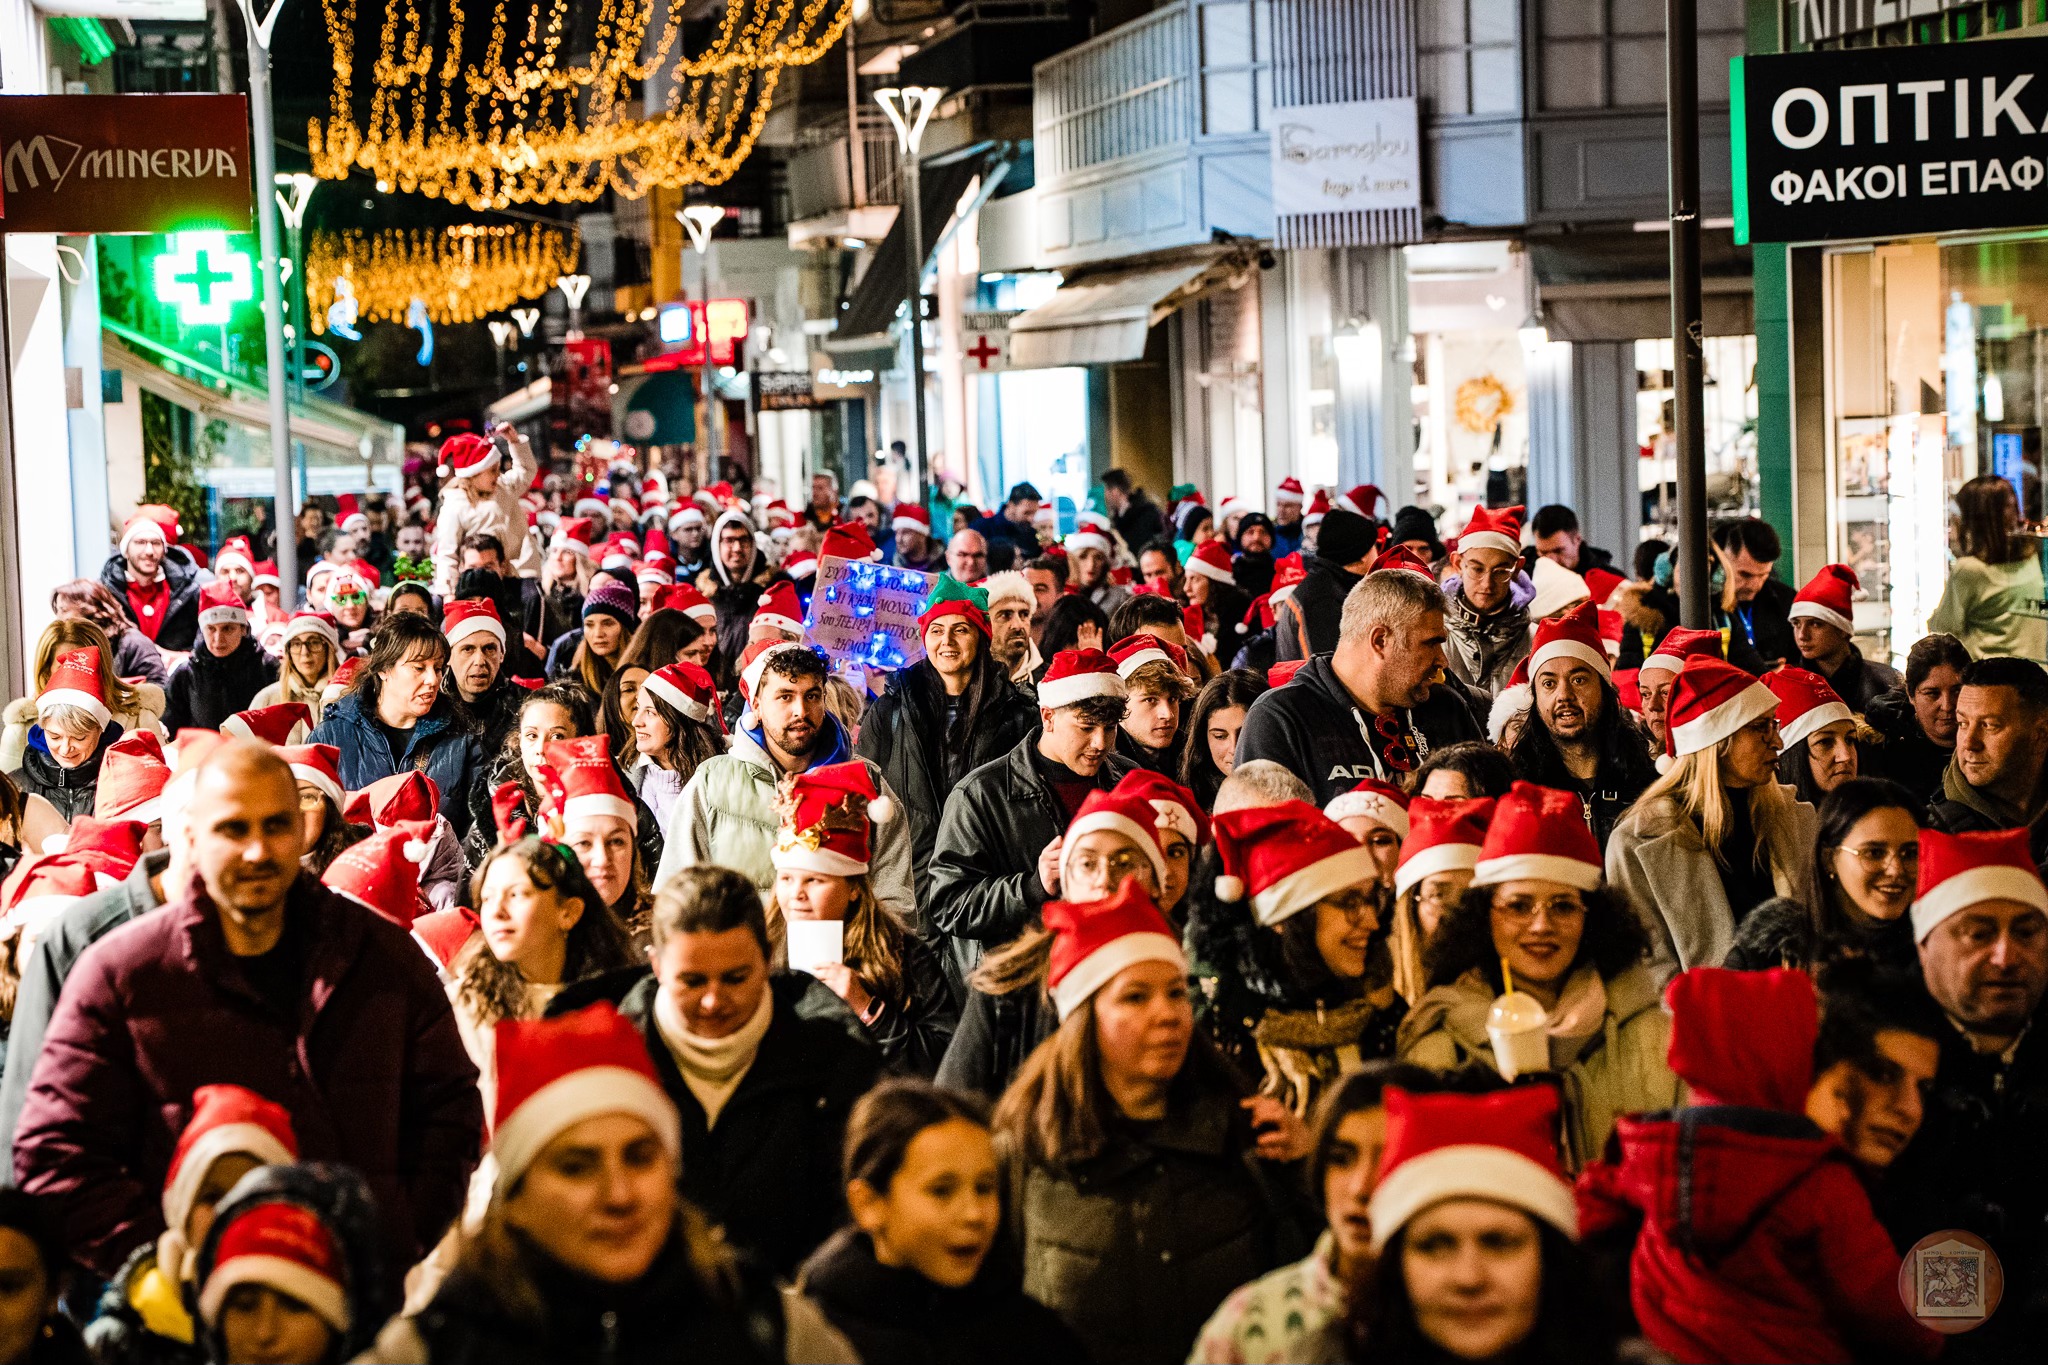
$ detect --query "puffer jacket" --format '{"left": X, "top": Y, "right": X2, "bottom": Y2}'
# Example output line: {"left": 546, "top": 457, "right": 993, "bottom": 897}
{"left": 1577, "top": 967, "right": 1941, "bottom": 1365}
{"left": 0, "top": 682, "right": 165, "bottom": 773}
{"left": 160, "top": 637, "right": 277, "bottom": 735}
{"left": 1397, "top": 963, "right": 1678, "bottom": 1171}
{"left": 82, "top": 1240, "right": 204, "bottom": 1365}
{"left": 101, "top": 554, "right": 202, "bottom": 654}
{"left": 5, "top": 722, "right": 122, "bottom": 824}
{"left": 1439, "top": 573, "right": 1532, "bottom": 698}
{"left": 311, "top": 689, "right": 481, "bottom": 838}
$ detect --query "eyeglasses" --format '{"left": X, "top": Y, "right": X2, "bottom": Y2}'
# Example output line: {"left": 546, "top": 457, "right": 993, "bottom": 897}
{"left": 297, "top": 787, "right": 327, "bottom": 812}
{"left": 1494, "top": 895, "right": 1586, "bottom": 922}
{"left": 1072, "top": 849, "right": 1151, "bottom": 883}
{"left": 329, "top": 592, "right": 367, "bottom": 608}
{"left": 1840, "top": 843, "right": 1919, "bottom": 871}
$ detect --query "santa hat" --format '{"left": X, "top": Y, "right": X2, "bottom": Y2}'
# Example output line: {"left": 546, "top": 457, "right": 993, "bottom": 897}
{"left": 1471, "top": 781, "right": 1602, "bottom": 892}
{"left": 439, "top": 432, "right": 496, "bottom": 480}
{"left": 1075, "top": 510, "right": 1113, "bottom": 535}
{"left": 1488, "top": 659, "right": 1532, "bottom": 746}
{"left": 336, "top": 493, "right": 368, "bottom": 535}
{"left": 1322, "top": 778, "right": 1411, "bottom": 840}
{"left": 221, "top": 704, "right": 312, "bottom": 748}
{"left": 214, "top": 536, "right": 256, "bottom": 577}
{"left": 1527, "top": 601, "right": 1612, "bottom": 682}
{"left": 1666, "top": 656, "right": 1778, "bottom": 758}
{"left": 1367, "top": 1085, "right": 1577, "bottom": 1252}
{"left": 1217, "top": 494, "right": 1250, "bottom": 523}
{"left": 251, "top": 561, "right": 281, "bottom": 590}
{"left": 599, "top": 538, "right": 636, "bottom": 574}
{"left": 1640, "top": 625, "right": 1724, "bottom": 679}
{"left": 1270, "top": 554, "right": 1306, "bottom": 605}
{"left": 739, "top": 640, "right": 815, "bottom": 704}
{"left": 668, "top": 505, "right": 707, "bottom": 533}
{"left": 1613, "top": 668, "right": 1643, "bottom": 713}
{"left": 342, "top": 770, "right": 440, "bottom": 827}
{"left": 197, "top": 580, "right": 250, "bottom": 629}
{"left": 1913, "top": 826, "right": 2048, "bottom": 942}
{"left": 1268, "top": 659, "right": 1307, "bottom": 687}
{"left": 1213, "top": 799, "right": 1381, "bottom": 928}
{"left": 1109, "top": 633, "right": 1187, "bottom": 681}
{"left": 1336, "top": 485, "right": 1385, "bottom": 518}
{"left": 1526, "top": 557, "right": 1590, "bottom": 621}
{"left": 1372, "top": 546, "right": 1438, "bottom": 584}
{"left": 550, "top": 517, "right": 598, "bottom": 558}
{"left": 1303, "top": 490, "right": 1331, "bottom": 527}
{"left": 322, "top": 658, "right": 362, "bottom": 706}
{"left": 1060, "top": 786, "right": 1170, "bottom": 895}
{"left": 278, "top": 744, "right": 344, "bottom": 810}
{"left": 442, "top": 598, "right": 505, "bottom": 650}
{"left": 120, "top": 504, "right": 181, "bottom": 550}
{"left": 1038, "top": 648, "right": 1127, "bottom": 709}
{"left": 891, "top": 503, "right": 932, "bottom": 536}
{"left": 95, "top": 732, "right": 172, "bottom": 824}
{"left": 634, "top": 561, "right": 674, "bottom": 589}
{"left": 492, "top": 1003, "right": 680, "bottom": 1194}
{"left": 197, "top": 1201, "right": 351, "bottom": 1336}
{"left": 820, "top": 521, "right": 882, "bottom": 564}
{"left": 1064, "top": 527, "right": 1114, "bottom": 557}
{"left": 1394, "top": 796, "right": 1494, "bottom": 899}
{"left": 918, "top": 576, "right": 990, "bottom": 637}
{"left": 643, "top": 663, "right": 723, "bottom": 729}
{"left": 1116, "top": 769, "right": 1207, "bottom": 847}
{"left": 651, "top": 582, "right": 717, "bottom": 625}
{"left": 772, "top": 761, "right": 889, "bottom": 876}
{"left": 1, "top": 815, "right": 146, "bottom": 914}
{"left": 783, "top": 548, "right": 820, "bottom": 582}
{"left": 1044, "top": 878, "right": 1187, "bottom": 1020}
{"left": 1596, "top": 606, "right": 1624, "bottom": 660}
{"left": 282, "top": 612, "right": 340, "bottom": 652}
{"left": 572, "top": 496, "right": 608, "bottom": 521}
{"left": 1184, "top": 539, "right": 1236, "bottom": 586}
{"left": 38, "top": 649, "right": 111, "bottom": 729}
{"left": 542, "top": 736, "right": 636, "bottom": 832}
{"left": 1456, "top": 504, "right": 1523, "bottom": 559}
{"left": 1273, "top": 475, "right": 1304, "bottom": 505}
{"left": 765, "top": 501, "right": 798, "bottom": 530}
{"left": 411, "top": 906, "right": 480, "bottom": 977}
{"left": 1762, "top": 668, "right": 1853, "bottom": 749}
{"left": 322, "top": 822, "right": 434, "bottom": 927}
{"left": 1584, "top": 565, "right": 1627, "bottom": 610}
{"left": 161, "top": 1084, "right": 298, "bottom": 1279}
{"left": 754, "top": 582, "right": 806, "bottom": 638}
{"left": 1789, "top": 563, "right": 1859, "bottom": 635}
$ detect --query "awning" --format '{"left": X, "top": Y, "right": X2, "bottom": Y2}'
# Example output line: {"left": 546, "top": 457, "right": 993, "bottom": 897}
{"left": 488, "top": 376, "right": 552, "bottom": 424}
{"left": 102, "top": 334, "right": 388, "bottom": 463}
{"left": 1008, "top": 253, "right": 1248, "bottom": 369}
{"left": 833, "top": 145, "right": 1006, "bottom": 345}
{"left": 1528, "top": 229, "right": 1754, "bottom": 343}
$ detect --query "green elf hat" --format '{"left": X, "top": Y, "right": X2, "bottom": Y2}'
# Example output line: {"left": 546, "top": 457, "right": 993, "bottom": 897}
{"left": 918, "top": 574, "right": 990, "bottom": 637}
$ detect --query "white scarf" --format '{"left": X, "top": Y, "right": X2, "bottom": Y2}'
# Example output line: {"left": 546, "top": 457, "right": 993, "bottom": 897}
{"left": 653, "top": 985, "right": 772, "bottom": 1129}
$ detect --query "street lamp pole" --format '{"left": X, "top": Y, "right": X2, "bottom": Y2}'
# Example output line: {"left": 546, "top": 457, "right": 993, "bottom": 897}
{"left": 681, "top": 205, "right": 724, "bottom": 483}
{"left": 275, "top": 174, "right": 316, "bottom": 401}
{"left": 876, "top": 85, "right": 944, "bottom": 500}
{"left": 236, "top": 0, "right": 297, "bottom": 595}
{"left": 1666, "top": 0, "right": 1708, "bottom": 629}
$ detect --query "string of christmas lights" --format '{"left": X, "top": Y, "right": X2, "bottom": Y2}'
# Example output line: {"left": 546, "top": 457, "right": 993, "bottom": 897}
{"left": 305, "top": 223, "right": 581, "bottom": 329}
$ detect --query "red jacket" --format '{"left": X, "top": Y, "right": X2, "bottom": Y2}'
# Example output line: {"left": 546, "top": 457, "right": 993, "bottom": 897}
{"left": 12, "top": 873, "right": 482, "bottom": 1280}
{"left": 1576, "top": 967, "right": 1941, "bottom": 1365}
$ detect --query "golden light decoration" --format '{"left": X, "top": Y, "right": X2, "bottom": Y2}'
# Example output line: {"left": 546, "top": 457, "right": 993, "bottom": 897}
{"left": 305, "top": 223, "right": 581, "bottom": 330}
{"left": 308, "top": 0, "right": 850, "bottom": 205}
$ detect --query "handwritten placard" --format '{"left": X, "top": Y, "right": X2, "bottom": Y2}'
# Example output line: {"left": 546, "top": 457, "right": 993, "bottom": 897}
{"left": 804, "top": 556, "right": 934, "bottom": 678}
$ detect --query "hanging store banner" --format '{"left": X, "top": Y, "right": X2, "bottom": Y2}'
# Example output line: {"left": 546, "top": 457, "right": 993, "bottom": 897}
{"left": 1733, "top": 35, "right": 2048, "bottom": 244}
{"left": 1270, "top": 97, "right": 1422, "bottom": 219}
{"left": 0, "top": 95, "right": 251, "bottom": 235}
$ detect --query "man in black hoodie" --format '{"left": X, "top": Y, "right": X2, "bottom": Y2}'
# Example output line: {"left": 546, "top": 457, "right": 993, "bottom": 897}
{"left": 1275, "top": 509, "right": 1378, "bottom": 662}
{"left": 1239, "top": 565, "right": 1480, "bottom": 805}
{"left": 161, "top": 582, "right": 277, "bottom": 734}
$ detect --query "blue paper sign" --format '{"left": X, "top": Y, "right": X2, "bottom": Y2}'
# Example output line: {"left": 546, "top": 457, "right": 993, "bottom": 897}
{"left": 804, "top": 555, "right": 935, "bottom": 680}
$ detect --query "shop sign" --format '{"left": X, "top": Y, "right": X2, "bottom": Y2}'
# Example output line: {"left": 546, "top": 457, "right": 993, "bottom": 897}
{"left": 0, "top": 94, "right": 250, "bottom": 234}
{"left": 805, "top": 555, "right": 934, "bottom": 678}
{"left": 1270, "top": 96, "right": 1421, "bottom": 218}
{"left": 1733, "top": 35, "right": 2048, "bottom": 244}
{"left": 652, "top": 298, "right": 749, "bottom": 365}
{"left": 756, "top": 370, "right": 820, "bottom": 410}
{"left": 962, "top": 310, "right": 1020, "bottom": 372}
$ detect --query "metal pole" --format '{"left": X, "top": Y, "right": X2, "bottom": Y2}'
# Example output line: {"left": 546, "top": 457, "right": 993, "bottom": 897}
{"left": 1667, "top": 0, "right": 1707, "bottom": 630}
{"left": 903, "top": 152, "right": 928, "bottom": 499}
{"left": 846, "top": 36, "right": 866, "bottom": 209}
{"left": 287, "top": 221, "right": 306, "bottom": 402}
{"left": 700, "top": 250, "right": 719, "bottom": 479}
{"left": 0, "top": 267, "right": 25, "bottom": 699}
{"left": 240, "top": 0, "right": 297, "bottom": 598}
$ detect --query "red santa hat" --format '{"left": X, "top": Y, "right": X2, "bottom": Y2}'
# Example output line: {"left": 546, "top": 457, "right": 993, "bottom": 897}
{"left": 1527, "top": 601, "right": 1612, "bottom": 682}
{"left": 1639, "top": 625, "right": 1724, "bottom": 678}
{"left": 1060, "top": 786, "right": 1170, "bottom": 895}
{"left": 551, "top": 517, "right": 598, "bottom": 558}
{"left": 278, "top": 744, "right": 345, "bottom": 810}
{"left": 161, "top": 1084, "right": 298, "bottom": 1275}
{"left": 1472, "top": 780, "right": 1603, "bottom": 892}
{"left": 443, "top": 598, "right": 505, "bottom": 649}
{"left": 282, "top": 611, "right": 340, "bottom": 652}
{"left": 197, "top": 580, "right": 250, "bottom": 629}
{"left": 1116, "top": 768, "right": 1207, "bottom": 846}
{"left": 1322, "top": 778, "right": 1412, "bottom": 841}
{"left": 1584, "top": 565, "right": 1627, "bottom": 610}
{"left": 765, "top": 500, "right": 798, "bottom": 530}
{"left": 1912, "top": 826, "right": 2048, "bottom": 943}
{"left": 1596, "top": 606, "right": 1624, "bottom": 660}
{"left": 820, "top": 521, "right": 882, "bottom": 564}
{"left": 439, "top": 431, "right": 496, "bottom": 480}
{"left": 1213, "top": 799, "right": 1381, "bottom": 928}
{"left": 1075, "top": 510, "right": 1113, "bottom": 535}
{"left": 120, "top": 504, "right": 181, "bottom": 550}
{"left": 772, "top": 761, "right": 889, "bottom": 876}
{"left": 635, "top": 561, "right": 675, "bottom": 589}
{"left": 643, "top": 662, "right": 723, "bottom": 730}
{"left": 1, "top": 815, "right": 146, "bottom": 912}
{"left": 668, "top": 504, "right": 708, "bottom": 533}
{"left": 1109, "top": 633, "right": 1188, "bottom": 681}
{"left": 1666, "top": 656, "right": 1779, "bottom": 758}
{"left": 542, "top": 736, "right": 636, "bottom": 832}
{"left": 1064, "top": 527, "right": 1114, "bottom": 556}
{"left": 322, "top": 822, "right": 434, "bottom": 927}
{"left": 573, "top": 495, "right": 610, "bottom": 521}
{"left": 1268, "top": 659, "right": 1307, "bottom": 687}
{"left": 1394, "top": 796, "right": 1495, "bottom": 899}
{"left": 739, "top": 639, "right": 815, "bottom": 704}
{"left": 197, "top": 1201, "right": 351, "bottom": 1336}
{"left": 1271, "top": 554, "right": 1306, "bottom": 605}
{"left": 343, "top": 770, "right": 440, "bottom": 827}
{"left": 95, "top": 731, "right": 172, "bottom": 824}
{"left": 783, "top": 548, "right": 820, "bottom": 581}
{"left": 38, "top": 648, "right": 111, "bottom": 729}
{"left": 492, "top": 1003, "right": 680, "bottom": 1194}
{"left": 1789, "top": 562, "right": 1859, "bottom": 635}
{"left": 1336, "top": 485, "right": 1385, "bottom": 518}
{"left": 1366, "top": 1085, "right": 1577, "bottom": 1252}
{"left": 1303, "top": 490, "right": 1332, "bottom": 528}
{"left": 1184, "top": 538, "right": 1235, "bottom": 586}
{"left": 651, "top": 582, "right": 717, "bottom": 625}
{"left": 1613, "top": 667, "right": 1643, "bottom": 712}
{"left": 1455, "top": 504, "right": 1523, "bottom": 559}
{"left": 214, "top": 536, "right": 256, "bottom": 577}
{"left": 1371, "top": 546, "right": 1437, "bottom": 584}
{"left": 336, "top": 493, "right": 369, "bottom": 535}
{"left": 411, "top": 906, "right": 480, "bottom": 978}
{"left": 1762, "top": 668, "right": 1853, "bottom": 749}
{"left": 321, "top": 658, "right": 362, "bottom": 706}
{"left": 599, "top": 538, "right": 636, "bottom": 574}
{"left": 251, "top": 561, "right": 281, "bottom": 590}
{"left": 1037, "top": 648, "right": 1128, "bottom": 709}
{"left": 1273, "top": 475, "right": 1305, "bottom": 505}
{"left": 1216, "top": 494, "right": 1250, "bottom": 523}
{"left": 754, "top": 581, "right": 806, "bottom": 638}
{"left": 891, "top": 503, "right": 932, "bottom": 536}
{"left": 221, "top": 704, "right": 312, "bottom": 748}
{"left": 1044, "top": 878, "right": 1187, "bottom": 1020}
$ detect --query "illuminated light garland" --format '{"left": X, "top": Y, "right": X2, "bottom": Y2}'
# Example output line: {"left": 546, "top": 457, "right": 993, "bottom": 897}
{"left": 304, "top": 223, "right": 581, "bottom": 330}
{"left": 308, "top": 0, "right": 849, "bottom": 204}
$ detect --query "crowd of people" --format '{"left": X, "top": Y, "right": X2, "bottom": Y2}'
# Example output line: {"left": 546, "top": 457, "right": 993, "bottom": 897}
{"left": 0, "top": 429, "right": 2037, "bottom": 1363}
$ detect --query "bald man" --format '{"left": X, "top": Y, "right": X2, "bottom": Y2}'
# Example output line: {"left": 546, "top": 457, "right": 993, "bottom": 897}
{"left": 947, "top": 528, "right": 989, "bottom": 582}
{"left": 14, "top": 740, "right": 482, "bottom": 1284}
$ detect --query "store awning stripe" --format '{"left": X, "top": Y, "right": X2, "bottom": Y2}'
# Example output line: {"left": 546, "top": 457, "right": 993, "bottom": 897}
{"left": 1007, "top": 254, "right": 1245, "bottom": 369}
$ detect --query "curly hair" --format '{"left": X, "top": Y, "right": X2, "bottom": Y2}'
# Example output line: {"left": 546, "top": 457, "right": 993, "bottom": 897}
{"left": 459, "top": 838, "right": 636, "bottom": 1031}
{"left": 1423, "top": 883, "right": 1649, "bottom": 991}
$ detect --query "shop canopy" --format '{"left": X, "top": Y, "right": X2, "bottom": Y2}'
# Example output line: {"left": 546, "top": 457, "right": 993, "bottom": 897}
{"left": 834, "top": 144, "right": 1010, "bottom": 346}
{"left": 1007, "top": 251, "right": 1248, "bottom": 370}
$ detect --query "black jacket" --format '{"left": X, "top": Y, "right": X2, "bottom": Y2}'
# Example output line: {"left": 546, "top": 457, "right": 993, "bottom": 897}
{"left": 161, "top": 638, "right": 276, "bottom": 735}
{"left": 1815, "top": 644, "right": 1902, "bottom": 714}
{"left": 1864, "top": 687, "right": 1952, "bottom": 807}
{"left": 1111, "top": 490, "right": 1166, "bottom": 551}
{"left": 799, "top": 1227, "right": 1093, "bottom": 1365}
{"left": 1719, "top": 895, "right": 1919, "bottom": 975}
{"left": 549, "top": 970, "right": 882, "bottom": 1276}
{"left": 459, "top": 675, "right": 525, "bottom": 771}
{"left": 1507, "top": 703, "right": 1659, "bottom": 848}
{"left": 1727, "top": 576, "right": 1798, "bottom": 670}
{"left": 100, "top": 554, "right": 202, "bottom": 654}
{"left": 934, "top": 984, "right": 1055, "bottom": 1099}
{"left": 1273, "top": 559, "right": 1359, "bottom": 662}
{"left": 6, "top": 723, "right": 121, "bottom": 824}
{"left": 854, "top": 664, "right": 1038, "bottom": 881}
{"left": 1115, "top": 725, "right": 1185, "bottom": 778}
{"left": 925, "top": 733, "right": 1135, "bottom": 989}
{"left": 1236, "top": 655, "right": 1481, "bottom": 807}
{"left": 858, "top": 931, "right": 960, "bottom": 1078}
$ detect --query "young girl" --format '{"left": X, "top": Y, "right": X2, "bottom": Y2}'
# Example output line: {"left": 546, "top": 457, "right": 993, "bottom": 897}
{"left": 462, "top": 683, "right": 594, "bottom": 864}
{"left": 770, "top": 762, "right": 958, "bottom": 1076}
{"left": 250, "top": 613, "right": 342, "bottom": 726}
{"left": 543, "top": 735, "right": 657, "bottom": 944}
{"left": 598, "top": 664, "right": 650, "bottom": 760}
{"left": 631, "top": 663, "right": 725, "bottom": 831}
{"left": 431, "top": 427, "right": 538, "bottom": 598}
{"left": 193, "top": 1164, "right": 385, "bottom": 1365}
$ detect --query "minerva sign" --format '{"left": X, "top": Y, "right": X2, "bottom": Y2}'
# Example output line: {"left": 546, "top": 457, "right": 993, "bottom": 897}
{"left": 1733, "top": 35, "right": 2048, "bottom": 244}
{"left": 0, "top": 94, "right": 251, "bottom": 235}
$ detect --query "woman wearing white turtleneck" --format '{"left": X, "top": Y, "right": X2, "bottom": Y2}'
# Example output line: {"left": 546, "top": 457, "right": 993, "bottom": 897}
{"left": 654, "top": 970, "right": 773, "bottom": 1127}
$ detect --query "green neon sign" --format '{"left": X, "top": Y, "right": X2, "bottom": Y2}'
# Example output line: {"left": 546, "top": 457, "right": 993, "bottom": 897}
{"left": 151, "top": 232, "right": 254, "bottom": 327}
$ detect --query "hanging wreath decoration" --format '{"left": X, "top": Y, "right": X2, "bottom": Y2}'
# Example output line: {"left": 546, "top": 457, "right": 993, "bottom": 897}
{"left": 1454, "top": 374, "right": 1515, "bottom": 435}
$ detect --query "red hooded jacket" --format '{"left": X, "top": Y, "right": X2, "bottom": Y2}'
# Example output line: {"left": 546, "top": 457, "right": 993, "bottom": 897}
{"left": 1576, "top": 967, "right": 1942, "bottom": 1365}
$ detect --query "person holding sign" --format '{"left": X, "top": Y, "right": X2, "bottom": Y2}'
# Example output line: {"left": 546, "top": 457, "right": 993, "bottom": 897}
{"left": 770, "top": 762, "right": 958, "bottom": 1076}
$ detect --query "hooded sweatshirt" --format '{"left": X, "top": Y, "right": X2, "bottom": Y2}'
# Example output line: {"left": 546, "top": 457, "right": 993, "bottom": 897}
{"left": 1576, "top": 967, "right": 1942, "bottom": 1365}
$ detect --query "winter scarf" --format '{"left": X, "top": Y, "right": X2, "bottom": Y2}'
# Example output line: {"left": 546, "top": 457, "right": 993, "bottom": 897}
{"left": 1940, "top": 757, "right": 2048, "bottom": 830}
{"left": 654, "top": 985, "right": 773, "bottom": 1128}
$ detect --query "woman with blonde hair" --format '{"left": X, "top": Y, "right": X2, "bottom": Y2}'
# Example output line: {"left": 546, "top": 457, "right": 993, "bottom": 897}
{"left": 1387, "top": 795, "right": 1492, "bottom": 1005}
{"left": 1607, "top": 657, "right": 1816, "bottom": 983}
{"left": 0, "top": 617, "right": 162, "bottom": 774}
{"left": 249, "top": 611, "right": 342, "bottom": 724}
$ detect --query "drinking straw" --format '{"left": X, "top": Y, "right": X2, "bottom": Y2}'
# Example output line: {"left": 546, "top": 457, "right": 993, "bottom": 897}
{"left": 1501, "top": 955, "right": 1515, "bottom": 996}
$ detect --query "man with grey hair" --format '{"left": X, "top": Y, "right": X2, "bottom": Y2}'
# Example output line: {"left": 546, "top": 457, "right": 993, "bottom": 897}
{"left": 1237, "top": 567, "right": 1480, "bottom": 804}
{"left": 981, "top": 569, "right": 1040, "bottom": 692}
{"left": 1212, "top": 759, "right": 1315, "bottom": 815}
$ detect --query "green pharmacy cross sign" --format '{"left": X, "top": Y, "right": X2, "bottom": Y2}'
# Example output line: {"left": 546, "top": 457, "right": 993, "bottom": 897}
{"left": 152, "top": 232, "right": 254, "bottom": 326}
